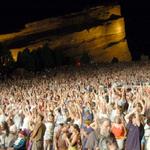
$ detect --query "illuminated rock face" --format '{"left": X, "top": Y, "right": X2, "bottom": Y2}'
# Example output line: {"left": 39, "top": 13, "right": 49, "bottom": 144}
{"left": 0, "top": 5, "right": 131, "bottom": 62}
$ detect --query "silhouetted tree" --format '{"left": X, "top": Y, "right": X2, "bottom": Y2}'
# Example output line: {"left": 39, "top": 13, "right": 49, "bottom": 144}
{"left": 30, "top": 50, "right": 40, "bottom": 72}
{"left": 80, "top": 52, "right": 91, "bottom": 64}
{"left": 17, "top": 51, "right": 23, "bottom": 67}
{"left": 17, "top": 48, "right": 35, "bottom": 71}
{"left": 54, "top": 49, "right": 65, "bottom": 66}
{"left": 40, "top": 44, "right": 55, "bottom": 68}
{"left": 0, "top": 42, "right": 15, "bottom": 75}
{"left": 111, "top": 57, "right": 119, "bottom": 64}
{"left": 16, "top": 44, "right": 71, "bottom": 71}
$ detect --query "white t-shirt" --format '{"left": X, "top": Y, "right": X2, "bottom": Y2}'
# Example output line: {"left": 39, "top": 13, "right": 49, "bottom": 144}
{"left": 74, "top": 119, "right": 81, "bottom": 128}
{"left": 127, "top": 102, "right": 134, "bottom": 113}
{"left": 146, "top": 137, "right": 150, "bottom": 150}
{"left": 0, "top": 114, "right": 6, "bottom": 124}
{"left": 98, "top": 112, "right": 109, "bottom": 119}
{"left": 22, "top": 116, "right": 30, "bottom": 130}
{"left": 55, "top": 113, "right": 66, "bottom": 126}
{"left": 14, "top": 114, "right": 22, "bottom": 130}
{"left": 117, "top": 99, "right": 126, "bottom": 107}
{"left": 44, "top": 122, "right": 54, "bottom": 140}
{"left": 10, "top": 124, "right": 17, "bottom": 133}
{"left": 144, "top": 124, "right": 150, "bottom": 140}
{"left": 110, "top": 109, "right": 117, "bottom": 122}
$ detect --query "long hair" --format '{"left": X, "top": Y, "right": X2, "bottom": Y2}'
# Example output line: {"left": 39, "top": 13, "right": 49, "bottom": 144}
{"left": 73, "top": 124, "right": 80, "bottom": 133}
{"left": 99, "top": 118, "right": 111, "bottom": 125}
{"left": 2, "top": 121, "right": 9, "bottom": 136}
{"left": 129, "top": 114, "right": 136, "bottom": 123}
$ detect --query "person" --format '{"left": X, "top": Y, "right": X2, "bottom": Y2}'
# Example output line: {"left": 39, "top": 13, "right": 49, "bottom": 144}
{"left": 106, "top": 136, "right": 119, "bottom": 150}
{"left": 6, "top": 118, "right": 17, "bottom": 147}
{"left": 111, "top": 116, "right": 126, "bottom": 150}
{"left": 44, "top": 114, "right": 54, "bottom": 150}
{"left": 125, "top": 107, "right": 144, "bottom": 150}
{"left": 85, "top": 118, "right": 117, "bottom": 150}
{"left": 80, "top": 120, "right": 94, "bottom": 150}
{"left": 82, "top": 108, "right": 93, "bottom": 126}
{"left": 143, "top": 118, "right": 150, "bottom": 150}
{"left": 7, "top": 130, "right": 26, "bottom": 150}
{"left": 0, "top": 121, "right": 10, "bottom": 149}
{"left": 55, "top": 108, "right": 67, "bottom": 128}
{"left": 117, "top": 87, "right": 128, "bottom": 112}
{"left": 13, "top": 111, "right": 23, "bottom": 131}
{"left": 64, "top": 124, "right": 81, "bottom": 150}
{"left": 0, "top": 108, "right": 6, "bottom": 124}
{"left": 22, "top": 109, "right": 31, "bottom": 133}
{"left": 30, "top": 113, "right": 46, "bottom": 150}
{"left": 55, "top": 124, "right": 69, "bottom": 150}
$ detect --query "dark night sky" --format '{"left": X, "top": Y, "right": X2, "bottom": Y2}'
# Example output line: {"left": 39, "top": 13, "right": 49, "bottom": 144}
{"left": 0, "top": 0, "right": 116, "bottom": 33}
{"left": 120, "top": 0, "right": 150, "bottom": 58}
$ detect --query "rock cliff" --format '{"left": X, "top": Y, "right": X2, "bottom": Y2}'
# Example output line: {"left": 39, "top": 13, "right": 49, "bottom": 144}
{"left": 0, "top": 5, "right": 131, "bottom": 62}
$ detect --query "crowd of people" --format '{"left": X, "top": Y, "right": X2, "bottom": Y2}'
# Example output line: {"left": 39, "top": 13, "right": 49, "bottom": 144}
{"left": 0, "top": 61, "right": 150, "bottom": 150}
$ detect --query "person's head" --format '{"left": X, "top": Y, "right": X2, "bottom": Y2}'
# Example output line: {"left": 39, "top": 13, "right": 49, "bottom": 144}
{"left": 70, "top": 124, "right": 80, "bottom": 133}
{"left": 1, "top": 121, "right": 8, "bottom": 130}
{"left": 37, "top": 113, "right": 44, "bottom": 122}
{"left": 61, "top": 124, "right": 69, "bottom": 133}
{"left": 7, "top": 118, "right": 14, "bottom": 126}
{"left": 147, "top": 118, "right": 150, "bottom": 126}
{"left": 65, "top": 110, "right": 69, "bottom": 118}
{"left": 48, "top": 114, "right": 54, "bottom": 122}
{"left": 57, "top": 108, "right": 62, "bottom": 114}
{"left": 66, "top": 117, "right": 73, "bottom": 125}
{"left": 110, "top": 103, "right": 115, "bottom": 109}
{"left": 116, "top": 106, "right": 122, "bottom": 115}
{"left": 84, "top": 108, "right": 90, "bottom": 115}
{"left": 57, "top": 123, "right": 64, "bottom": 131}
{"left": 137, "top": 103, "right": 143, "bottom": 113}
{"left": 114, "top": 116, "right": 122, "bottom": 124}
{"left": 126, "top": 92, "right": 133, "bottom": 102}
{"left": 99, "top": 118, "right": 111, "bottom": 137}
{"left": 18, "top": 130, "right": 26, "bottom": 138}
{"left": 129, "top": 113, "right": 137, "bottom": 125}
{"left": 106, "top": 136, "right": 118, "bottom": 150}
